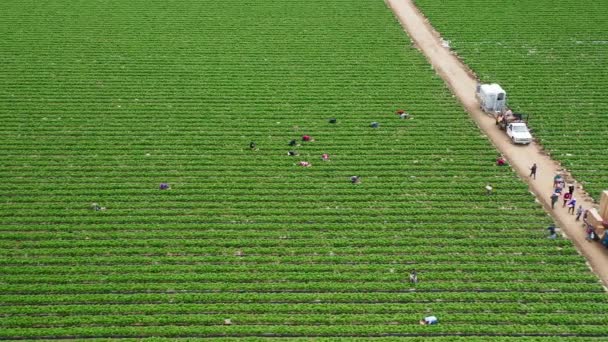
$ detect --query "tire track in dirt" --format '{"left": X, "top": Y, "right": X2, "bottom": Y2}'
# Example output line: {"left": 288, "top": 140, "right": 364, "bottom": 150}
{"left": 385, "top": 0, "right": 608, "bottom": 288}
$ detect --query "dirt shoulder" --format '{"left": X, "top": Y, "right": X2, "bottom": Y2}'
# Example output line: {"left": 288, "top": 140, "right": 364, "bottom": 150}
{"left": 385, "top": 0, "right": 608, "bottom": 287}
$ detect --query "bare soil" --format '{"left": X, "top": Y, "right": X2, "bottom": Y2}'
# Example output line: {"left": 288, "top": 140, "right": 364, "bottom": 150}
{"left": 386, "top": 0, "right": 608, "bottom": 288}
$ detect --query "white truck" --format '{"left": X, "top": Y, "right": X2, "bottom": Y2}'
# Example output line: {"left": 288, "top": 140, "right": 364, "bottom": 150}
{"left": 504, "top": 121, "right": 533, "bottom": 144}
{"left": 476, "top": 83, "right": 533, "bottom": 145}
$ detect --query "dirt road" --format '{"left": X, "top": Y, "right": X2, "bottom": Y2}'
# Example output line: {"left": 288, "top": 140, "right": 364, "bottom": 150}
{"left": 385, "top": 0, "right": 608, "bottom": 287}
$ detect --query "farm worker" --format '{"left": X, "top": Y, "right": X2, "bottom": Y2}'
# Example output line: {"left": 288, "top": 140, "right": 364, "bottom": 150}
{"left": 409, "top": 270, "right": 418, "bottom": 284}
{"left": 529, "top": 163, "right": 537, "bottom": 179}
{"left": 350, "top": 176, "right": 361, "bottom": 184}
{"left": 329, "top": 118, "right": 337, "bottom": 124}
{"left": 547, "top": 225, "right": 557, "bottom": 239}
{"left": 496, "top": 113, "right": 504, "bottom": 125}
{"left": 562, "top": 192, "right": 572, "bottom": 208}
{"left": 550, "top": 192, "right": 559, "bottom": 209}
{"left": 585, "top": 224, "right": 596, "bottom": 241}
{"left": 159, "top": 183, "right": 170, "bottom": 190}
{"left": 567, "top": 182, "right": 575, "bottom": 195}
{"left": 400, "top": 112, "right": 410, "bottom": 119}
{"left": 396, "top": 109, "right": 405, "bottom": 115}
{"left": 602, "top": 234, "right": 608, "bottom": 247}
{"left": 420, "top": 316, "right": 438, "bottom": 325}
{"left": 302, "top": 135, "right": 312, "bottom": 142}
{"left": 287, "top": 151, "right": 298, "bottom": 156}
{"left": 583, "top": 209, "right": 589, "bottom": 221}
{"left": 321, "top": 153, "right": 330, "bottom": 161}
{"left": 505, "top": 109, "right": 513, "bottom": 118}
{"left": 553, "top": 174, "right": 563, "bottom": 188}
{"left": 567, "top": 198, "right": 577, "bottom": 214}
{"left": 249, "top": 141, "right": 256, "bottom": 149}
{"left": 496, "top": 157, "right": 506, "bottom": 166}
{"left": 485, "top": 184, "right": 493, "bottom": 195}
{"left": 91, "top": 203, "right": 101, "bottom": 211}
{"left": 289, "top": 139, "right": 298, "bottom": 147}
{"left": 555, "top": 182, "right": 564, "bottom": 195}
{"left": 370, "top": 122, "right": 379, "bottom": 128}
{"left": 575, "top": 205, "right": 584, "bottom": 221}
{"left": 298, "top": 161, "right": 311, "bottom": 167}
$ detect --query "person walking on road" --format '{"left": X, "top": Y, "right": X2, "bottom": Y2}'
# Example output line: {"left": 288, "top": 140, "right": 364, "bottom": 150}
{"left": 553, "top": 174, "right": 563, "bottom": 188}
{"left": 575, "top": 205, "right": 584, "bottom": 220}
{"left": 550, "top": 192, "right": 559, "bottom": 209}
{"left": 567, "top": 182, "right": 575, "bottom": 195}
{"left": 529, "top": 163, "right": 537, "bottom": 179}
{"left": 585, "top": 224, "right": 596, "bottom": 241}
{"left": 562, "top": 192, "right": 572, "bottom": 208}
{"left": 555, "top": 181, "right": 564, "bottom": 195}
{"left": 567, "top": 198, "right": 577, "bottom": 214}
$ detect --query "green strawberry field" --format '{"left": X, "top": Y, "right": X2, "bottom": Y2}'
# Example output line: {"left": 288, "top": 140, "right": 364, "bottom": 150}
{"left": 1, "top": 0, "right": 607, "bottom": 340}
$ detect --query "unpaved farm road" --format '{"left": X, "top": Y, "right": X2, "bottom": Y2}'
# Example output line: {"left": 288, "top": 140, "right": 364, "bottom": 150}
{"left": 386, "top": 0, "right": 608, "bottom": 287}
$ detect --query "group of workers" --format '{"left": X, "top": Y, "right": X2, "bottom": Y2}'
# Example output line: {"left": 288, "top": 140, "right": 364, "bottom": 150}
{"left": 550, "top": 174, "right": 580, "bottom": 214}
{"left": 248, "top": 112, "right": 412, "bottom": 184}
{"left": 495, "top": 157, "right": 591, "bottom": 240}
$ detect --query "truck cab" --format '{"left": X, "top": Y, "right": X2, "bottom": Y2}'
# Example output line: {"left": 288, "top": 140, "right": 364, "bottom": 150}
{"left": 506, "top": 122, "right": 532, "bottom": 144}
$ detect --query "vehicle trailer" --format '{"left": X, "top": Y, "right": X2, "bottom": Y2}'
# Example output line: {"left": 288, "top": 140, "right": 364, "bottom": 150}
{"left": 476, "top": 83, "right": 533, "bottom": 145}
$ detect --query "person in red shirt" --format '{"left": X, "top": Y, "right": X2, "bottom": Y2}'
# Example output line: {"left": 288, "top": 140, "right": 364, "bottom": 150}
{"left": 562, "top": 192, "right": 572, "bottom": 208}
{"left": 496, "top": 157, "right": 506, "bottom": 166}
{"left": 302, "top": 135, "right": 312, "bottom": 142}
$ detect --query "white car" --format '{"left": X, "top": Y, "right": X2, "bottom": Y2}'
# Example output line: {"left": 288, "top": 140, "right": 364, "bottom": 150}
{"left": 506, "top": 122, "right": 532, "bottom": 144}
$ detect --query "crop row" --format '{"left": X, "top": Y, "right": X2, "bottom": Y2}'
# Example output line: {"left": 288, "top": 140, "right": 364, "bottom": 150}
{"left": 1, "top": 323, "right": 608, "bottom": 339}
{"left": 4, "top": 302, "right": 607, "bottom": 317}
{"left": 0, "top": 262, "right": 590, "bottom": 276}
{"left": 0, "top": 253, "right": 585, "bottom": 266}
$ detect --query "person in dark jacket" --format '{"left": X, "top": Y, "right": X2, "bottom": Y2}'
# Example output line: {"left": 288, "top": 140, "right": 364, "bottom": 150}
{"left": 529, "top": 163, "right": 537, "bottom": 179}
